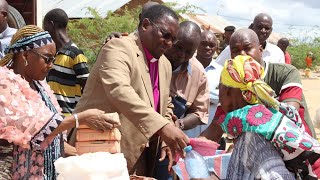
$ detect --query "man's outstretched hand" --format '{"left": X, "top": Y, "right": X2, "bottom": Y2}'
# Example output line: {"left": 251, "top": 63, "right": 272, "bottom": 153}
{"left": 157, "top": 124, "right": 189, "bottom": 159}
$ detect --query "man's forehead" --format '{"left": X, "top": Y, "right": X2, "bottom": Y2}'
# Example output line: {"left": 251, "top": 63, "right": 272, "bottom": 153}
{"left": 156, "top": 14, "right": 177, "bottom": 23}
{"left": 231, "top": 33, "right": 256, "bottom": 45}
{"left": 254, "top": 16, "right": 272, "bottom": 25}
{"left": 201, "top": 33, "right": 216, "bottom": 42}
{"left": 156, "top": 15, "right": 179, "bottom": 30}
{"left": 177, "top": 31, "right": 200, "bottom": 44}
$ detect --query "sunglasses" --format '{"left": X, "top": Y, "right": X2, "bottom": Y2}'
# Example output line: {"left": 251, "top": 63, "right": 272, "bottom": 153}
{"left": 30, "top": 50, "right": 55, "bottom": 64}
{"left": 149, "top": 20, "right": 177, "bottom": 44}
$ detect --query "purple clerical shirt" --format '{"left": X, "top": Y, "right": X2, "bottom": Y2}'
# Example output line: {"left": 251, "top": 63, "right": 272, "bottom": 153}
{"left": 143, "top": 47, "right": 160, "bottom": 112}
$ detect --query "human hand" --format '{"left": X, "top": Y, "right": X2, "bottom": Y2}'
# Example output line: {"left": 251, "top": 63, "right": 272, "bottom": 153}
{"left": 104, "top": 32, "right": 129, "bottom": 44}
{"left": 172, "top": 114, "right": 178, "bottom": 121}
{"left": 64, "top": 142, "right": 77, "bottom": 157}
{"left": 159, "top": 146, "right": 174, "bottom": 173}
{"left": 157, "top": 124, "right": 189, "bottom": 159}
{"left": 173, "top": 115, "right": 184, "bottom": 130}
{"left": 79, "top": 109, "right": 121, "bottom": 132}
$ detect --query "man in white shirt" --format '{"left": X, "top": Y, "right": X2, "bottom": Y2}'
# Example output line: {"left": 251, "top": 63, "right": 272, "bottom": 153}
{"left": 194, "top": 30, "right": 223, "bottom": 137}
{"left": 0, "top": 0, "right": 17, "bottom": 58}
{"left": 215, "top": 13, "right": 284, "bottom": 66}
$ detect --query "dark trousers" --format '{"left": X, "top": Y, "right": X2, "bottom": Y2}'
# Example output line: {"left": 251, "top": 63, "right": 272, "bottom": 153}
{"left": 153, "top": 148, "right": 173, "bottom": 180}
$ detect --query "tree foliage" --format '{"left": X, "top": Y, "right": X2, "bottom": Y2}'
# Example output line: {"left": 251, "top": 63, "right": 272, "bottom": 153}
{"left": 287, "top": 27, "right": 320, "bottom": 70}
{"left": 68, "top": 7, "right": 140, "bottom": 67}
{"left": 165, "top": 1, "right": 205, "bottom": 15}
{"left": 68, "top": 2, "right": 203, "bottom": 68}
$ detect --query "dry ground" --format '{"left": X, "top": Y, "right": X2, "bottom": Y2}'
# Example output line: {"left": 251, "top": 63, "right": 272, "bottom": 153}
{"left": 300, "top": 70, "right": 320, "bottom": 137}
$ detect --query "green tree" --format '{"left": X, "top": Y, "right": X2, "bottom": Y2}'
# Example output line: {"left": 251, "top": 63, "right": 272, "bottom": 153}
{"left": 68, "top": 7, "right": 140, "bottom": 68}
{"left": 68, "top": 2, "right": 203, "bottom": 68}
{"left": 272, "top": 25, "right": 320, "bottom": 70}
{"left": 288, "top": 37, "right": 320, "bottom": 70}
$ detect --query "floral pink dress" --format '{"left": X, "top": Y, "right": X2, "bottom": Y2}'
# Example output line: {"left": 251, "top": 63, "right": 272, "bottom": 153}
{"left": 0, "top": 67, "right": 64, "bottom": 179}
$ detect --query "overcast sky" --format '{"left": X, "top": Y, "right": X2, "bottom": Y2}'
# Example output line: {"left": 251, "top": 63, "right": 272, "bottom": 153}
{"left": 165, "top": 0, "right": 320, "bottom": 39}
{"left": 45, "top": 0, "right": 319, "bottom": 39}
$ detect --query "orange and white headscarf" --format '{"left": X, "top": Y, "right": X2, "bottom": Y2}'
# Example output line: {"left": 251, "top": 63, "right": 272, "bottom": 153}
{"left": 220, "top": 55, "right": 279, "bottom": 110}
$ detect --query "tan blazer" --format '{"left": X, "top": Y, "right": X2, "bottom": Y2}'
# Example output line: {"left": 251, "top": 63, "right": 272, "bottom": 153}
{"left": 170, "top": 57, "right": 209, "bottom": 124}
{"left": 74, "top": 32, "right": 173, "bottom": 175}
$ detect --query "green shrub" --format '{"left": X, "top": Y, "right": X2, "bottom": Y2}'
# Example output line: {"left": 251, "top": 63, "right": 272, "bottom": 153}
{"left": 68, "top": 7, "right": 140, "bottom": 68}
{"left": 68, "top": 3, "right": 203, "bottom": 68}
{"left": 288, "top": 37, "right": 320, "bottom": 70}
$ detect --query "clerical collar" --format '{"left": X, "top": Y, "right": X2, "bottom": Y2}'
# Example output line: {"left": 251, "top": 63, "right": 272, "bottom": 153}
{"left": 142, "top": 46, "right": 158, "bottom": 63}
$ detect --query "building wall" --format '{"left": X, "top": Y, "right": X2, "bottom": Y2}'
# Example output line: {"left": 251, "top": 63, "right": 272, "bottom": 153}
{"left": 8, "top": 0, "right": 36, "bottom": 25}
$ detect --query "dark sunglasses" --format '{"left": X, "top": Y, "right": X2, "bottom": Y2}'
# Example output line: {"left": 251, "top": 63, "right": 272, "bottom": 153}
{"left": 30, "top": 50, "right": 55, "bottom": 64}
{"left": 149, "top": 20, "right": 177, "bottom": 44}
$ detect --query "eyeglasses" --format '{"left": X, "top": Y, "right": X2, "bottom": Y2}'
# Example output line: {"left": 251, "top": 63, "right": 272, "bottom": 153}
{"left": 149, "top": 20, "right": 177, "bottom": 44}
{"left": 30, "top": 50, "right": 55, "bottom": 64}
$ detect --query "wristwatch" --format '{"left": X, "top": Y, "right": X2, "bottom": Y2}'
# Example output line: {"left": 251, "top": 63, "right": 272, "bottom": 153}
{"left": 176, "top": 119, "right": 184, "bottom": 130}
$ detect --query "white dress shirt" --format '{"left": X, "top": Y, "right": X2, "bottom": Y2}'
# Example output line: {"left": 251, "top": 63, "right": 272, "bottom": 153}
{"left": 0, "top": 25, "right": 17, "bottom": 58}
{"left": 215, "top": 42, "right": 285, "bottom": 66}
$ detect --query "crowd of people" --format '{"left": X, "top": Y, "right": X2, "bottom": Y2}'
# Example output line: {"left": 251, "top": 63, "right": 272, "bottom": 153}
{"left": 1, "top": 0, "right": 320, "bottom": 179}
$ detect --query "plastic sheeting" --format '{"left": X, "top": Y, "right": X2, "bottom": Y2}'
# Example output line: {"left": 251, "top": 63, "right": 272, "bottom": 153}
{"left": 54, "top": 152, "right": 129, "bottom": 180}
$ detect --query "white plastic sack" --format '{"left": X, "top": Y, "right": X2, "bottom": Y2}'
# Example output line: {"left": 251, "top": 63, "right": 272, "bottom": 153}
{"left": 54, "top": 152, "right": 129, "bottom": 180}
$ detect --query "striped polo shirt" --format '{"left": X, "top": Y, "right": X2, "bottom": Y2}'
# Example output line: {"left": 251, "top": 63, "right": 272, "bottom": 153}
{"left": 47, "top": 41, "right": 89, "bottom": 115}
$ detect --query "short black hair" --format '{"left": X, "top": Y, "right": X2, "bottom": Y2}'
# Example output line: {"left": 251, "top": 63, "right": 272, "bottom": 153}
{"left": 44, "top": 8, "right": 69, "bottom": 28}
{"left": 278, "top": 37, "right": 290, "bottom": 46}
{"left": 224, "top": 26, "right": 235, "bottom": 32}
{"left": 139, "top": 4, "right": 178, "bottom": 27}
{"left": 179, "top": 21, "right": 201, "bottom": 38}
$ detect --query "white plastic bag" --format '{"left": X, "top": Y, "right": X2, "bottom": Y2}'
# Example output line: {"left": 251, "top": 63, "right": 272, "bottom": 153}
{"left": 54, "top": 152, "right": 129, "bottom": 180}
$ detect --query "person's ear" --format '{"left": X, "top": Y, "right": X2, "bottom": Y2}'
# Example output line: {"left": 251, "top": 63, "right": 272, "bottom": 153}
{"left": 50, "top": 21, "right": 56, "bottom": 29}
{"left": 225, "top": 86, "right": 232, "bottom": 96}
{"left": 220, "top": 83, "right": 232, "bottom": 96}
{"left": 258, "top": 44, "right": 263, "bottom": 53}
{"left": 248, "top": 23, "right": 253, "bottom": 29}
{"left": 22, "top": 51, "right": 29, "bottom": 60}
{"left": 141, "top": 18, "right": 151, "bottom": 32}
{"left": 14, "top": 51, "right": 29, "bottom": 67}
{"left": 1, "top": 11, "right": 7, "bottom": 18}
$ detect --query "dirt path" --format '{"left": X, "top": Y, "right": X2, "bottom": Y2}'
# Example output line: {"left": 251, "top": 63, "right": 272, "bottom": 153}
{"left": 302, "top": 78, "right": 320, "bottom": 119}
{"left": 301, "top": 71, "right": 320, "bottom": 136}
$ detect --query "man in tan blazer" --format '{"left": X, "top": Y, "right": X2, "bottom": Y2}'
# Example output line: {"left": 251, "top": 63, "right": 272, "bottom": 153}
{"left": 74, "top": 5, "right": 189, "bottom": 176}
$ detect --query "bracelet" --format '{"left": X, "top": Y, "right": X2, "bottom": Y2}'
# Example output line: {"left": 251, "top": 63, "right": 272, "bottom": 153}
{"left": 73, "top": 113, "right": 79, "bottom": 128}
{"left": 177, "top": 119, "right": 184, "bottom": 130}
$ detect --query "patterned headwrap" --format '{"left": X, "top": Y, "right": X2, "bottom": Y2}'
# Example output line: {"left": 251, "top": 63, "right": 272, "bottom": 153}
{"left": 5, "top": 31, "right": 53, "bottom": 54}
{"left": 221, "top": 55, "right": 280, "bottom": 110}
{"left": 0, "top": 25, "right": 54, "bottom": 67}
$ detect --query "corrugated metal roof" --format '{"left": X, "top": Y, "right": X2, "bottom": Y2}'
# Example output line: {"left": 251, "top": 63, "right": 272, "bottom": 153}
{"left": 181, "top": 13, "right": 238, "bottom": 33}
{"left": 42, "top": 0, "right": 130, "bottom": 18}
{"left": 181, "top": 13, "right": 283, "bottom": 44}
